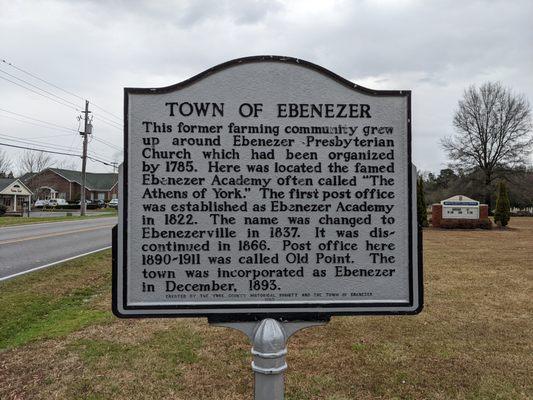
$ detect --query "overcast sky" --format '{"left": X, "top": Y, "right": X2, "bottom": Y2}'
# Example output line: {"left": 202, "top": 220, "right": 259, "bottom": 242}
{"left": 1, "top": 0, "right": 532, "bottom": 175}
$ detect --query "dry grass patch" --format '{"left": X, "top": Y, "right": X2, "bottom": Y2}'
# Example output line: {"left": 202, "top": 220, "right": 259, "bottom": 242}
{"left": 1, "top": 219, "right": 532, "bottom": 399}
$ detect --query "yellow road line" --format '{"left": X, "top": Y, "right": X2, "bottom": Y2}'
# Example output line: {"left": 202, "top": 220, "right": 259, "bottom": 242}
{"left": 0, "top": 224, "right": 115, "bottom": 245}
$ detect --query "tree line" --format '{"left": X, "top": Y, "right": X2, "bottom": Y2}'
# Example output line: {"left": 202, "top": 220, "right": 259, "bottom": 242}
{"left": 420, "top": 166, "right": 533, "bottom": 210}
{"left": 0, "top": 149, "right": 78, "bottom": 178}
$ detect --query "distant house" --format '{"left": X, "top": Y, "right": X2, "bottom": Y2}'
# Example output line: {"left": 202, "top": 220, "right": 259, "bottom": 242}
{"left": 0, "top": 178, "right": 33, "bottom": 212}
{"left": 22, "top": 168, "right": 118, "bottom": 202}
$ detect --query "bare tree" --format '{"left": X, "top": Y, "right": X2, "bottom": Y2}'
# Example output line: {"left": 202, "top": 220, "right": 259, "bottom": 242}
{"left": 18, "top": 150, "right": 55, "bottom": 174}
{"left": 56, "top": 157, "right": 79, "bottom": 171}
{"left": 0, "top": 149, "right": 12, "bottom": 177}
{"left": 442, "top": 82, "right": 533, "bottom": 207}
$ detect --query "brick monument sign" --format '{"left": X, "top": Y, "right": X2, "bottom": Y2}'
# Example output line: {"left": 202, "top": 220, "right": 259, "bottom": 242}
{"left": 432, "top": 195, "right": 489, "bottom": 228}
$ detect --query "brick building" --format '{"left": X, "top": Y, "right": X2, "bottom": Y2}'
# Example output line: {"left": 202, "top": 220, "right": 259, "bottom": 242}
{"left": 21, "top": 168, "right": 118, "bottom": 203}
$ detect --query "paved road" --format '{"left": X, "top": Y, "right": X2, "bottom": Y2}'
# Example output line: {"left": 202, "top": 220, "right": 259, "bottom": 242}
{"left": 0, "top": 217, "right": 117, "bottom": 281}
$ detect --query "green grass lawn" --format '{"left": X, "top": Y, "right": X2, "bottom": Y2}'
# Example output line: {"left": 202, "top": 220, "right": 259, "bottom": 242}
{"left": 0, "top": 220, "right": 531, "bottom": 399}
{"left": 0, "top": 251, "right": 113, "bottom": 350}
{"left": 0, "top": 210, "right": 117, "bottom": 227}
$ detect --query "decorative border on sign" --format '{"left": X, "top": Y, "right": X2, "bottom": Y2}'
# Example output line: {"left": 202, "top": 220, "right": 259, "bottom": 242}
{"left": 113, "top": 55, "right": 422, "bottom": 320}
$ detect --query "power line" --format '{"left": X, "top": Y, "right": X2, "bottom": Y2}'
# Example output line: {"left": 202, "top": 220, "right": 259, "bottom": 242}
{"left": 0, "top": 133, "right": 81, "bottom": 153}
{"left": 93, "top": 117, "right": 122, "bottom": 132}
{"left": 86, "top": 156, "right": 117, "bottom": 168}
{"left": 88, "top": 153, "right": 114, "bottom": 164}
{"left": 1, "top": 59, "right": 85, "bottom": 102}
{"left": 91, "top": 103, "right": 122, "bottom": 123}
{"left": 0, "top": 133, "right": 114, "bottom": 164}
{"left": 0, "top": 75, "right": 80, "bottom": 112}
{"left": 67, "top": 130, "right": 79, "bottom": 155}
{"left": 87, "top": 140, "right": 115, "bottom": 163}
{"left": 92, "top": 114, "right": 122, "bottom": 129}
{"left": 93, "top": 136, "right": 122, "bottom": 151}
{"left": 0, "top": 114, "right": 77, "bottom": 134}
{"left": 0, "top": 141, "right": 81, "bottom": 158}
{"left": 1, "top": 58, "right": 122, "bottom": 122}
{"left": 93, "top": 112, "right": 122, "bottom": 126}
{"left": 27, "top": 133, "right": 75, "bottom": 140}
{"left": 94, "top": 137, "right": 123, "bottom": 151}
{"left": 0, "top": 67, "right": 81, "bottom": 109}
{"left": 0, "top": 107, "right": 78, "bottom": 131}
{"left": 0, "top": 141, "right": 117, "bottom": 167}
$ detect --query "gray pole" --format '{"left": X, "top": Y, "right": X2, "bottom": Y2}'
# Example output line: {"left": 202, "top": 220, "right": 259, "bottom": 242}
{"left": 211, "top": 318, "right": 328, "bottom": 400}
{"left": 80, "top": 100, "right": 90, "bottom": 216}
{"left": 252, "top": 319, "right": 287, "bottom": 399}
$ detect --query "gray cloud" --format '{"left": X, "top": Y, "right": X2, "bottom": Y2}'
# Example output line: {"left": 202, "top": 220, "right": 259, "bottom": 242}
{"left": 0, "top": 0, "right": 531, "bottom": 174}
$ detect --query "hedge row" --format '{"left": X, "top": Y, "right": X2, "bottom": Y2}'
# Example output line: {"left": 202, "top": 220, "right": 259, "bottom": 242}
{"left": 34, "top": 204, "right": 100, "bottom": 210}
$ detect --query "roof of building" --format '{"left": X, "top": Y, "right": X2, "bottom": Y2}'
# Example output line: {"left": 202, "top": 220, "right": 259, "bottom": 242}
{"left": 38, "top": 168, "right": 118, "bottom": 191}
{"left": 18, "top": 172, "right": 36, "bottom": 182}
{"left": 0, "top": 178, "right": 15, "bottom": 192}
{"left": 0, "top": 178, "right": 33, "bottom": 194}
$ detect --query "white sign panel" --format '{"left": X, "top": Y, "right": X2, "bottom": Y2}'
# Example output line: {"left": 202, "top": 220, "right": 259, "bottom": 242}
{"left": 113, "top": 56, "right": 422, "bottom": 319}
{"left": 441, "top": 195, "right": 480, "bottom": 219}
{"left": 442, "top": 207, "right": 479, "bottom": 219}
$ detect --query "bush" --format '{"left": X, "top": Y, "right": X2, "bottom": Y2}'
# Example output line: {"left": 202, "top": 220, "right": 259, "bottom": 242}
{"left": 439, "top": 218, "right": 493, "bottom": 230}
{"left": 0, "top": 204, "right": 7, "bottom": 216}
{"left": 46, "top": 204, "right": 99, "bottom": 210}
{"left": 417, "top": 177, "right": 429, "bottom": 227}
{"left": 494, "top": 181, "right": 511, "bottom": 227}
{"left": 54, "top": 204, "right": 80, "bottom": 210}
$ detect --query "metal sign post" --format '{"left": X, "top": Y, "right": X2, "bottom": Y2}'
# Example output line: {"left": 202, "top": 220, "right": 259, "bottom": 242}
{"left": 210, "top": 318, "right": 328, "bottom": 400}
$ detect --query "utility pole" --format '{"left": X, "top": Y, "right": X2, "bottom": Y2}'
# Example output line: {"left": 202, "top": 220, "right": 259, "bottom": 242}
{"left": 80, "top": 100, "right": 91, "bottom": 216}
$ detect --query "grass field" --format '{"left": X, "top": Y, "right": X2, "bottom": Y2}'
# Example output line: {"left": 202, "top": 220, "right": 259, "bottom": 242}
{"left": 0, "top": 210, "right": 117, "bottom": 227}
{"left": 0, "top": 219, "right": 531, "bottom": 399}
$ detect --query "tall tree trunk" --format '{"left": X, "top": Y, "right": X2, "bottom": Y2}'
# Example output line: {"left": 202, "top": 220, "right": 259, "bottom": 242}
{"left": 485, "top": 172, "right": 492, "bottom": 212}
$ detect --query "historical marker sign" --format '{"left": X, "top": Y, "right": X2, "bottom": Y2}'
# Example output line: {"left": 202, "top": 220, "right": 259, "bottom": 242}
{"left": 113, "top": 56, "right": 422, "bottom": 319}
